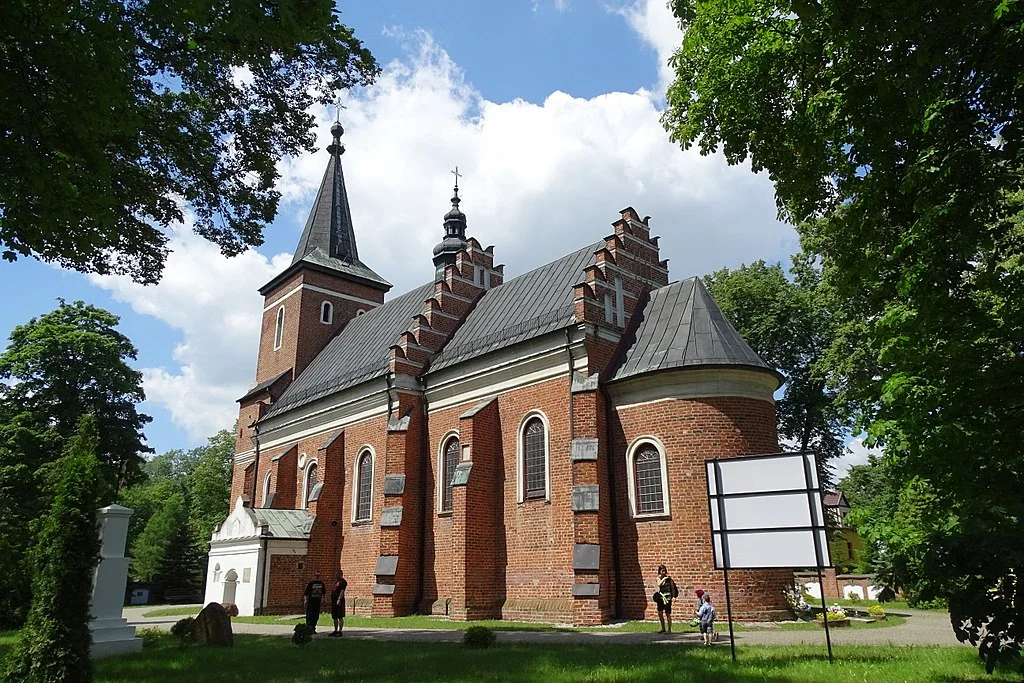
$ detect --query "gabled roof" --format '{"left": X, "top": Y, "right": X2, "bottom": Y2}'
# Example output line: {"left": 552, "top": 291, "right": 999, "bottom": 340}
{"left": 266, "top": 282, "right": 436, "bottom": 417}
{"left": 612, "top": 277, "right": 779, "bottom": 383}
{"left": 823, "top": 491, "right": 848, "bottom": 508}
{"left": 428, "top": 242, "right": 602, "bottom": 372}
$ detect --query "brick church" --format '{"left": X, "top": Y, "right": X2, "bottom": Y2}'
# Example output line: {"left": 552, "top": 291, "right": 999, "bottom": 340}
{"left": 204, "top": 121, "right": 792, "bottom": 624}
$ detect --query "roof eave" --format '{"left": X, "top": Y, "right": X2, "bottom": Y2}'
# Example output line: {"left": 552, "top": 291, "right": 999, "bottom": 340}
{"left": 608, "top": 362, "right": 784, "bottom": 389}
{"left": 258, "top": 260, "right": 392, "bottom": 296}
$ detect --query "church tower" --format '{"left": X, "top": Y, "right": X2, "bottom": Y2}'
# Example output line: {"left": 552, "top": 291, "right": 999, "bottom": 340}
{"left": 234, "top": 121, "right": 391, "bottom": 464}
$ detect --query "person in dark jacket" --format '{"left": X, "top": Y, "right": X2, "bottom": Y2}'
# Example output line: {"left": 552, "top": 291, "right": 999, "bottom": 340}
{"left": 303, "top": 571, "right": 326, "bottom": 633}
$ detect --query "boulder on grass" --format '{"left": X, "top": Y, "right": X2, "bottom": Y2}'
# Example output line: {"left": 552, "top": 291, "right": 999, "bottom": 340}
{"left": 191, "top": 602, "right": 234, "bottom": 646}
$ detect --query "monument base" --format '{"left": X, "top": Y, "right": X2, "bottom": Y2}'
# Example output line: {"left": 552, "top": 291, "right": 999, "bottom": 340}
{"left": 90, "top": 616, "right": 143, "bottom": 659}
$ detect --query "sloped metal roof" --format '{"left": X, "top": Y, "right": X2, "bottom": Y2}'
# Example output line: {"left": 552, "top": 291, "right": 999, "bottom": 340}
{"left": 266, "top": 282, "right": 436, "bottom": 417}
{"left": 237, "top": 369, "right": 291, "bottom": 403}
{"left": 254, "top": 508, "right": 314, "bottom": 540}
{"left": 428, "top": 242, "right": 602, "bottom": 372}
{"left": 612, "top": 277, "right": 776, "bottom": 382}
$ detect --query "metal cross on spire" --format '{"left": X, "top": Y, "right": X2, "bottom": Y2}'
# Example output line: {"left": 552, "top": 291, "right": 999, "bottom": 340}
{"left": 334, "top": 94, "right": 346, "bottom": 123}
{"left": 451, "top": 165, "right": 462, "bottom": 192}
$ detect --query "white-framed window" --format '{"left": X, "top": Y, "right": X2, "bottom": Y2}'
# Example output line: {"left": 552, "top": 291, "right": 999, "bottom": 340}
{"left": 273, "top": 305, "right": 285, "bottom": 350}
{"left": 604, "top": 278, "right": 625, "bottom": 326}
{"left": 320, "top": 301, "right": 333, "bottom": 324}
{"left": 301, "top": 460, "right": 318, "bottom": 508}
{"left": 437, "top": 431, "right": 460, "bottom": 514}
{"left": 353, "top": 447, "right": 374, "bottom": 522}
{"left": 516, "top": 411, "right": 550, "bottom": 503}
{"left": 625, "top": 436, "right": 670, "bottom": 518}
{"left": 261, "top": 471, "right": 272, "bottom": 506}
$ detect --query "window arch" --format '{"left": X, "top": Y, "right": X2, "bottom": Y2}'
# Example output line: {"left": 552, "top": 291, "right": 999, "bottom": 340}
{"left": 273, "top": 306, "right": 285, "bottom": 350}
{"left": 353, "top": 448, "right": 374, "bottom": 522}
{"left": 261, "top": 471, "right": 272, "bottom": 507}
{"left": 625, "top": 437, "right": 670, "bottom": 518}
{"left": 438, "top": 433, "right": 460, "bottom": 513}
{"left": 517, "top": 412, "right": 550, "bottom": 502}
{"left": 302, "top": 461, "right": 318, "bottom": 508}
{"left": 320, "top": 301, "right": 333, "bottom": 324}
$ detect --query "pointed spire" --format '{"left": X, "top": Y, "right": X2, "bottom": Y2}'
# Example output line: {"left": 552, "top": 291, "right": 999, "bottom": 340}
{"left": 281, "top": 120, "right": 390, "bottom": 293}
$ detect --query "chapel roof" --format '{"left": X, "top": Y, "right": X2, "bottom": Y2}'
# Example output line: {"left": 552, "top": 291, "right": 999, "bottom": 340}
{"left": 611, "top": 277, "right": 780, "bottom": 384}
{"left": 254, "top": 507, "right": 314, "bottom": 539}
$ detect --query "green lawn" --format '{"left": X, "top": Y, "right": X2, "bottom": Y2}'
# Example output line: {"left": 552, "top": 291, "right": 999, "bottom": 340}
{"left": 2, "top": 633, "right": 1015, "bottom": 682}
{"left": 221, "top": 612, "right": 903, "bottom": 633}
{"left": 142, "top": 606, "right": 206, "bottom": 618}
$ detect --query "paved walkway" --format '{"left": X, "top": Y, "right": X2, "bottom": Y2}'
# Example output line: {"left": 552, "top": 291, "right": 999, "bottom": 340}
{"left": 123, "top": 606, "right": 963, "bottom": 647}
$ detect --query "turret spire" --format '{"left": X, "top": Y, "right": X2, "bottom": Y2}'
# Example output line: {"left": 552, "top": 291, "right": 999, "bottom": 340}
{"left": 433, "top": 167, "right": 469, "bottom": 277}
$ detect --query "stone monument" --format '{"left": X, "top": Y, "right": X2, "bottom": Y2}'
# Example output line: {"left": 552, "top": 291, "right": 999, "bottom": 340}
{"left": 90, "top": 504, "right": 143, "bottom": 658}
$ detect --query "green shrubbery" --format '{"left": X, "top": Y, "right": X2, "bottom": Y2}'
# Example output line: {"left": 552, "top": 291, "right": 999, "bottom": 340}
{"left": 170, "top": 618, "right": 195, "bottom": 647}
{"left": 463, "top": 626, "right": 497, "bottom": 649}
{"left": 867, "top": 604, "right": 886, "bottom": 618}
{"left": 3, "top": 417, "right": 102, "bottom": 683}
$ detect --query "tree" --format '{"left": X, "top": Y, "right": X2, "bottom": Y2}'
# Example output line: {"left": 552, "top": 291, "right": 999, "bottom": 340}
{"left": 664, "top": 0, "right": 1024, "bottom": 670}
{"left": 704, "top": 260, "right": 849, "bottom": 486}
{"left": 0, "top": 1, "right": 378, "bottom": 284}
{"left": 5, "top": 416, "right": 102, "bottom": 683}
{"left": 0, "top": 300, "right": 151, "bottom": 496}
{"left": 120, "top": 429, "right": 233, "bottom": 597}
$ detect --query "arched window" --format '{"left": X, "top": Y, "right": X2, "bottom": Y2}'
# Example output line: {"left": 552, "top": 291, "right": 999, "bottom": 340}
{"left": 273, "top": 306, "right": 285, "bottom": 350}
{"left": 320, "top": 301, "right": 333, "bottom": 324}
{"left": 213, "top": 563, "right": 221, "bottom": 583}
{"left": 261, "top": 471, "right": 272, "bottom": 507}
{"left": 356, "top": 309, "right": 366, "bottom": 316}
{"left": 518, "top": 413, "right": 549, "bottom": 502}
{"left": 626, "top": 438, "right": 670, "bottom": 518}
{"left": 439, "top": 435, "right": 459, "bottom": 513}
{"left": 302, "top": 462, "right": 318, "bottom": 508}
{"left": 354, "top": 450, "right": 373, "bottom": 522}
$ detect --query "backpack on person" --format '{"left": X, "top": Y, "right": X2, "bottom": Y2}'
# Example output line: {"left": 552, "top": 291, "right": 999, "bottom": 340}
{"left": 670, "top": 579, "right": 679, "bottom": 599}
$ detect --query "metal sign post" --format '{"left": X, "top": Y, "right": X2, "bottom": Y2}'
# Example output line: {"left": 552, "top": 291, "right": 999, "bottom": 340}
{"left": 706, "top": 451, "right": 833, "bottom": 664}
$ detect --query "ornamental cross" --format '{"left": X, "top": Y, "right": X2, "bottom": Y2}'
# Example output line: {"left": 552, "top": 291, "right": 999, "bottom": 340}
{"left": 451, "top": 165, "right": 462, "bottom": 190}
{"left": 334, "top": 95, "right": 346, "bottom": 122}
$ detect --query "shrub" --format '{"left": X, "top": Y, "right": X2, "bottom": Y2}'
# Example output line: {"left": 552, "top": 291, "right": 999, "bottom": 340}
{"left": 817, "top": 604, "right": 847, "bottom": 622}
{"left": 463, "top": 626, "right": 497, "bottom": 649}
{"left": 4, "top": 417, "right": 102, "bottom": 683}
{"left": 170, "top": 617, "right": 195, "bottom": 647}
{"left": 137, "top": 626, "right": 166, "bottom": 647}
{"left": 868, "top": 604, "right": 886, "bottom": 618}
{"left": 846, "top": 591, "right": 863, "bottom": 604}
{"left": 292, "top": 624, "right": 314, "bottom": 648}
{"left": 909, "top": 597, "right": 948, "bottom": 611}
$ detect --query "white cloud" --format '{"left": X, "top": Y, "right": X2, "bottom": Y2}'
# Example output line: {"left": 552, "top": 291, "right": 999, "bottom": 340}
{"left": 90, "top": 223, "right": 292, "bottom": 440}
{"left": 88, "top": 21, "right": 795, "bottom": 447}
{"left": 834, "top": 438, "right": 883, "bottom": 481}
{"left": 617, "top": 0, "right": 683, "bottom": 94}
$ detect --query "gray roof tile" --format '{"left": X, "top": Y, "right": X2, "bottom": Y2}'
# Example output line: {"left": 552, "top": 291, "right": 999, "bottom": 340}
{"left": 428, "top": 242, "right": 601, "bottom": 371}
{"left": 612, "top": 277, "right": 776, "bottom": 382}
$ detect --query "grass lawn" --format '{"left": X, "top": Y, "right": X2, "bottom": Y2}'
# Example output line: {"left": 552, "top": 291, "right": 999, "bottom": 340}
{"left": 216, "top": 612, "right": 903, "bottom": 633}
{"left": 142, "top": 606, "right": 206, "bottom": 618}
{"left": 1, "top": 633, "right": 1015, "bottom": 682}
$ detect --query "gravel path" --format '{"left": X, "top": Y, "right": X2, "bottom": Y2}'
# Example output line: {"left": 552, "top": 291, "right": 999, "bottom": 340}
{"left": 124, "top": 606, "right": 963, "bottom": 647}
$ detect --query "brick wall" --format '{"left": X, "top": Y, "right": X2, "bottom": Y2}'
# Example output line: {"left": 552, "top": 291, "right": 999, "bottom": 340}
{"left": 612, "top": 392, "right": 792, "bottom": 621}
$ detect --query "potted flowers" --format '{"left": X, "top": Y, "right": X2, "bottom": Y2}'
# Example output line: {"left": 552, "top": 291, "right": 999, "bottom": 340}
{"left": 816, "top": 604, "right": 850, "bottom": 627}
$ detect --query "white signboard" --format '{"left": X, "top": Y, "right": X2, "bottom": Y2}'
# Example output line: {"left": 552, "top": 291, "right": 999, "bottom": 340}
{"left": 706, "top": 452, "right": 830, "bottom": 570}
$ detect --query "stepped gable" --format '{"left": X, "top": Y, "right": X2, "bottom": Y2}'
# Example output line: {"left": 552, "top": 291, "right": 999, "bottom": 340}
{"left": 266, "top": 282, "right": 435, "bottom": 417}
{"left": 428, "top": 241, "right": 602, "bottom": 372}
{"left": 611, "top": 277, "right": 779, "bottom": 382}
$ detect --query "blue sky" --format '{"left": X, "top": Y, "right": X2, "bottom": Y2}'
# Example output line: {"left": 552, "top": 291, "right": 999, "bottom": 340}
{"left": 3, "top": 1, "right": 874, "bottom": 471}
